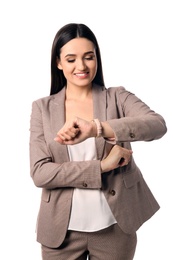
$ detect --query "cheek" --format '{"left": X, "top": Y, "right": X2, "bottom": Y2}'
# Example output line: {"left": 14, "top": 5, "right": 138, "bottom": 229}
{"left": 90, "top": 62, "right": 98, "bottom": 74}
{"left": 61, "top": 64, "right": 73, "bottom": 74}
{"left": 61, "top": 66, "right": 73, "bottom": 79}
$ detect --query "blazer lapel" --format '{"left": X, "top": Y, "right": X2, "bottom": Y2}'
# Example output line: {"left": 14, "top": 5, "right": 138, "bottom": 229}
{"left": 50, "top": 88, "right": 69, "bottom": 160}
{"left": 92, "top": 85, "right": 107, "bottom": 160}
{"left": 50, "top": 87, "right": 66, "bottom": 132}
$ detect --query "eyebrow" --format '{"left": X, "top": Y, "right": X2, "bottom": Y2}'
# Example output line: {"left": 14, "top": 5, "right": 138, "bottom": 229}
{"left": 65, "top": 51, "right": 95, "bottom": 58}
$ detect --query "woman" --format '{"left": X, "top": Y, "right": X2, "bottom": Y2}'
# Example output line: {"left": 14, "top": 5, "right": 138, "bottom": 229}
{"left": 29, "top": 23, "right": 167, "bottom": 260}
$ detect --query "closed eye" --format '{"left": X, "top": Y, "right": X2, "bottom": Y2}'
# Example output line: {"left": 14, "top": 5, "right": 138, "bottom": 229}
{"left": 85, "top": 55, "right": 95, "bottom": 60}
{"left": 67, "top": 59, "right": 75, "bottom": 63}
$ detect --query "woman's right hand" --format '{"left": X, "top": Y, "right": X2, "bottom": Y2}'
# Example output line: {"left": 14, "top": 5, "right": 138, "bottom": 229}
{"left": 100, "top": 145, "right": 133, "bottom": 173}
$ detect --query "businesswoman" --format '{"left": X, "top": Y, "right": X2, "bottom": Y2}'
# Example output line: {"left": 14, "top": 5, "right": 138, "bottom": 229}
{"left": 29, "top": 23, "right": 167, "bottom": 260}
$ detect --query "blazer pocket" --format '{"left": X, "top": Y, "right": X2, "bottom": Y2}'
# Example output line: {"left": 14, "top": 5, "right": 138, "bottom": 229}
{"left": 41, "top": 189, "right": 51, "bottom": 202}
{"left": 123, "top": 167, "right": 141, "bottom": 188}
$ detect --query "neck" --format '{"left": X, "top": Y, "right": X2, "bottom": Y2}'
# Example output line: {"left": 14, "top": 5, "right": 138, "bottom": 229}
{"left": 65, "top": 84, "right": 92, "bottom": 100}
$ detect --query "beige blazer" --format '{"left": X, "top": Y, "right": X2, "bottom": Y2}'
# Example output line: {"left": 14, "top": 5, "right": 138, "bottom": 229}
{"left": 30, "top": 85, "right": 167, "bottom": 248}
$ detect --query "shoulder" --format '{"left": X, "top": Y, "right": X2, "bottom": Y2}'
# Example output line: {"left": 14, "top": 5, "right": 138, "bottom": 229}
{"left": 32, "top": 94, "right": 55, "bottom": 105}
{"left": 105, "top": 86, "right": 135, "bottom": 101}
{"left": 93, "top": 84, "right": 135, "bottom": 103}
{"left": 32, "top": 87, "right": 65, "bottom": 107}
{"left": 93, "top": 84, "right": 126, "bottom": 95}
{"left": 106, "top": 86, "right": 127, "bottom": 94}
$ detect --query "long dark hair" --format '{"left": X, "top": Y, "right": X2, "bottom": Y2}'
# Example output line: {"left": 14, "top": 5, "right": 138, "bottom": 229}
{"left": 50, "top": 23, "right": 105, "bottom": 95}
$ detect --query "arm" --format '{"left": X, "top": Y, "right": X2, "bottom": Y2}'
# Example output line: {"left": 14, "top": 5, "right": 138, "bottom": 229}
{"left": 54, "top": 87, "right": 167, "bottom": 145}
{"left": 29, "top": 101, "right": 101, "bottom": 189}
{"left": 106, "top": 86, "right": 167, "bottom": 143}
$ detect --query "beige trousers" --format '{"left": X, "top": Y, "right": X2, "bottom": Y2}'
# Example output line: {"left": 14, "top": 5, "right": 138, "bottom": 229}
{"left": 41, "top": 224, "right": 137, "bottom": 260}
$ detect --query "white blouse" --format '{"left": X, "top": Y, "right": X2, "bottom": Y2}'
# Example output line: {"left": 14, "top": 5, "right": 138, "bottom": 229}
{"left": 67, "top": 137, "right": 116, "bottom": 232}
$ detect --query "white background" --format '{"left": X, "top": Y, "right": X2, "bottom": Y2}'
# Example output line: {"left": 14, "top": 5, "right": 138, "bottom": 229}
{"left": 0, "top": 0, "right": 172, "bottom": 259}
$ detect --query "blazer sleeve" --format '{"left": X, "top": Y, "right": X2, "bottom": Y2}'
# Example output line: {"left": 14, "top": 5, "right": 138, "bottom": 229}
{"left": 106, "top": 87, "right": 167, "bottom": 143}
{"left": 29, "top": 100, "right": 102, "bottom": 190}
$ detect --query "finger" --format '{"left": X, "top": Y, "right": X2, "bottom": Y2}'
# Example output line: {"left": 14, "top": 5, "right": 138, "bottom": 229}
{"left": 64, "top": 126, "right": 80, "bottom": 136}
{"left": 54, "top": 136, "right": 64, "bottom": 144}
{"left": 118, "top": 155, "right": 131, "bottom": 166}
{"left": 57, "top": 128, "right": 80, "bottom": 141}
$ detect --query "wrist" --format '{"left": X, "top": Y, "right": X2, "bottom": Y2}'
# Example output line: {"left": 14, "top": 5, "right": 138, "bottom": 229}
{"left": 100, "top": 160, "right": 105, "bottom": 173}
{"left": 100, "top": 159, "right": 110, "bottom": 173}
{"left": 92, "top": 119, "right": 102, "bottom": 137}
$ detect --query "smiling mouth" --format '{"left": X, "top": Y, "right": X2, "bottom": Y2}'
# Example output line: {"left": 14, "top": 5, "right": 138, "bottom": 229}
{"left": 74, "top": 72, "right": 89, "bottom": 78}
{"left": 75, "top": 72, "right": 89, "bottom": 76}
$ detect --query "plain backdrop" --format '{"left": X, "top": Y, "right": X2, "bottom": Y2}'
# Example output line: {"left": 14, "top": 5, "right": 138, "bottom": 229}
{"left": 0, "top": 0, "right": 172, "bottom": 259}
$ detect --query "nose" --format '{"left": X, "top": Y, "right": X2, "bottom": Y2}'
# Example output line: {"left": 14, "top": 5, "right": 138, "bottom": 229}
{"left": 76, "top": 59, "right": 86, "bottom": 70}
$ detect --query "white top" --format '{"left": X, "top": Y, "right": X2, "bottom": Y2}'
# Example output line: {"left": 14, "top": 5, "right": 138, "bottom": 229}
{"left": 67, "top": 137, "right": 116, "bottom": 232}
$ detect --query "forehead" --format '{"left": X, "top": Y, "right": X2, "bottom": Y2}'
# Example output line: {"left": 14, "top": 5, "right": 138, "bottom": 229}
{"left": 60, "top": 38, "right": 95, "bottom": 56}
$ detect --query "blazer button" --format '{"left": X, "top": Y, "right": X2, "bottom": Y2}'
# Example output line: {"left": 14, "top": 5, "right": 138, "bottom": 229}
{"left": 83, "top": 182, "right": 88, "bottom": 188}
{"left": 129, "top": 132, "right": 135, "bottom": 138}
{"left": 110, "top": 189, "right": 116, "bottom": 196}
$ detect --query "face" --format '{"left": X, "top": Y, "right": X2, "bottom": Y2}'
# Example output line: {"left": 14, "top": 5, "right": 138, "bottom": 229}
{"left": 57, "top": 38, "right": 97, "bottom": 88}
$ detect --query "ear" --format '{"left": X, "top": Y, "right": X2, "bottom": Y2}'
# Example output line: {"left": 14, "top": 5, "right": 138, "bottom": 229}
{"left": 56, "top": 58, "right": 63, "bottom": 70}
